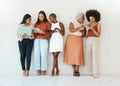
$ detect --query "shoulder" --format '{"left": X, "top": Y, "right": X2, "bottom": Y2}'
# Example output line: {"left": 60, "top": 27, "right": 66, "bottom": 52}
{"left": 46, "top": 22, "right": 50, "bottom": 25}
{"left": 96, "top": 23, "right": 101, "bottom": 29}
{"left": 18, "top": 24, "right": 24, "bottom": 29}
{"left": 45, "top": 22, "right": 51, "bottom": 28}
{"left": 69, "top": 22, "right": 74, "bottom": 26}
{"left": 97, "top": 23, "right": 101, "bottom": 26}
{"left": 59, "top": 22, "right": 64, "bottom": 26}
{"left": 19, "top": 24, "right": 24, "bottom": 27}
{"left": 45, "top": 22, "right": 51, "bottom": 26}
{"left": 69, "top": 20, "right": 77, "bottom": 25}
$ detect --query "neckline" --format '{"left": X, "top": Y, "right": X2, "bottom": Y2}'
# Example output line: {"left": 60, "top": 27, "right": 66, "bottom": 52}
{"left": 89, "top": 23, "right": 98, "bottom": 27}
{"left": 52, "top": 21, "right": 58, "bottom": 24}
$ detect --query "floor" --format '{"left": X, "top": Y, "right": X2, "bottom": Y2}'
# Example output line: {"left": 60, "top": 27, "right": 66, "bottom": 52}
{"left": 0, "top": 74, "right": 120, "bottom": 86}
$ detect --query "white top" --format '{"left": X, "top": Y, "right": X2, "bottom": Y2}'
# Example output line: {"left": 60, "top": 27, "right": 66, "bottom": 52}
{"left": 51, "top": 22, "right": 61, "bottom": 31}
{"left": 49, "top": 22, "right": 63, "bottom": 52}
{"left": 70, "top": 20, "right": 84, "bottom": 36}
{"left": 51, "top": 22, "right": 62, "bottom": 36}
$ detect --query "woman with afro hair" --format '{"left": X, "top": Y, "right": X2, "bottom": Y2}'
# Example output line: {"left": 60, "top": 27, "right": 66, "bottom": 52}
{"left": 85, "top": 9, "right": 101, "bottom": 78}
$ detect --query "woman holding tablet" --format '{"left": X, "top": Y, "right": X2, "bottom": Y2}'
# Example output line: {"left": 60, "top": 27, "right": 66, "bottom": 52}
{"left": 34, "top": 11, "right": 51, "bottom": 76}
{"left": 17, "top": 14, "right": 34, "bottom": 77}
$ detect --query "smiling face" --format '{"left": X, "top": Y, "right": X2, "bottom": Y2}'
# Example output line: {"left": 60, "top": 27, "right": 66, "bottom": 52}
{"left": 39, "top": 13, "right": 45, "bottom": 22}
{"left": 89, "top": 16, "right": 96, "bottom": 23}
{"left": 77, "top": 16, "right": 85, "bottom": 24}
{"left": 25, "top": 17, "right": 32, "bottom": 25}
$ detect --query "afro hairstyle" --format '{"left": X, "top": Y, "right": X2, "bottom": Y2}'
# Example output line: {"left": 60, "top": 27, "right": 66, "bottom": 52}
{"left": 86, "top": 9, "right": 101, "bottom": 22}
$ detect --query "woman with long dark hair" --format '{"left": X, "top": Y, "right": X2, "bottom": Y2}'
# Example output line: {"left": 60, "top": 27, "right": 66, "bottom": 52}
{"left": 17, "top": 14, "right": 34, "bottom": 77}
{"left": 34, "top": 11, "right": 51, "bottom": 76}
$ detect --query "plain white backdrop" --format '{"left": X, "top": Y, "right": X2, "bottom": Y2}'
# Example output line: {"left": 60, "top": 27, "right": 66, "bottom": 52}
{"left": 0, "top": 0, "right": 120, "bottom": 76}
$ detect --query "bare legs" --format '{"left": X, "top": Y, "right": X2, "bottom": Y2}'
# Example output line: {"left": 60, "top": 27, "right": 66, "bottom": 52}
{"left": 51, "top": 52, "right": 60, "bottom": 76}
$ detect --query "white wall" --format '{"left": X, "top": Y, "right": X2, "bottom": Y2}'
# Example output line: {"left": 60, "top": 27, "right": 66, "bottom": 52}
{"left": 0, "top": 0, "right": 120, "bottom": 75}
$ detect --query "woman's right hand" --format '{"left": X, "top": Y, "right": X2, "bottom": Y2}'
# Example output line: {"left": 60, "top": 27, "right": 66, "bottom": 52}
{"left": 85, "top": 26, "right": 90, "bottom": 31}
{"left": 22, "top": 33, "right": 27, "bottom": 38}
{"left": 40, "top": 30, "right": 45, "bottom": 34}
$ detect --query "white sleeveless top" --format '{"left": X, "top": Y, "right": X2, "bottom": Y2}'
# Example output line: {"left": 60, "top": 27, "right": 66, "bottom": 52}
{"left": 49, "top": 22, "right": 63, "bottom": 52}
{"left": 51, "top": 22, "right": 61, "bottom": 31}
{"left": 51, "top": 22, "right": 62, "bottom": 36}
{"left": 70, "top": 20, "right": 84, "bottom": 36}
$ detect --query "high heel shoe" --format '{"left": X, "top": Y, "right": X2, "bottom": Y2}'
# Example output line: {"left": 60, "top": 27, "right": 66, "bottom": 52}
{"left": 73, "top": 71, "right": 77, "bottom": 76}
{"left": 76, "top": 72, "right": 80, "bottom": 76}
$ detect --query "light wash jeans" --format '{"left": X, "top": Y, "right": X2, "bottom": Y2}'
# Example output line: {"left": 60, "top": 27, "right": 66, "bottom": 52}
{"left": 34, "top": 39, "right": 48, "bottom": 71}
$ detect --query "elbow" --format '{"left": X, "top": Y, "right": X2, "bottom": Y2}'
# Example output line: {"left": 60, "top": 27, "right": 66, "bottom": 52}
{"left": 62, "top": 32, "right": 65, "bottom": 36}
{"left": 63, "top": 33, "right": 65, "bottom": 36}
{"left": 96, "top": 34, "right": 100, "bottom": 37}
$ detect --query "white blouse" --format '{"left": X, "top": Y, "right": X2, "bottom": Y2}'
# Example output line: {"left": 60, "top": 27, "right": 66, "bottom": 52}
{"left": 70, "top": 20, "right": 84, "bottom": 36}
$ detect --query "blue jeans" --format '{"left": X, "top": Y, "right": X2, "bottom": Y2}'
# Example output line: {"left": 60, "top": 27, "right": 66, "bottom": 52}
{"left": 34, "top": 39, "right": 48, "bottom": 71}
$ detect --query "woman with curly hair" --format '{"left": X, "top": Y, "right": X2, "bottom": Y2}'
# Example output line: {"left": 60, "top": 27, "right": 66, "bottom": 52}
{"left": 85, "top": 9, "right": 101, "bottom": 78}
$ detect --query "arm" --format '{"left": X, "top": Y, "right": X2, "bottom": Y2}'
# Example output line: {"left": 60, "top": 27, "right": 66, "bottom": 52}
{"left": 30, "top": 30, "right": 34, "bottom": 39}
{"left": 69, "top": 22, "right": 80, "bottom": 32}
{"left": 80, "top": 27, "right": 86, "bottom": 37}
{"left": 44, "top": 22, "right": 51, "bottom": 38}
{"left": 56, "top": 22, "right": 65, "bottom": 36}
{"left": 17, "top": 30, "right": 26, "bottom": 40}
{"left": 85, "top": 25, "right": 89, "bottom": 36}
{"left": 92, "top": 23, "right": 101, "bottom": 37}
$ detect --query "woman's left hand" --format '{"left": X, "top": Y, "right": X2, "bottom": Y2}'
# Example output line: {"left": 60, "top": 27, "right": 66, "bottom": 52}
{"left": 54, "top": 28, "right": 60, "bottom": 32}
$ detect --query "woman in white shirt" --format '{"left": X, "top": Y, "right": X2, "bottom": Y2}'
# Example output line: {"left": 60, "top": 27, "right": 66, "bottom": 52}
{"left": 64, "top": 12, "right": 85, "bottom": 76}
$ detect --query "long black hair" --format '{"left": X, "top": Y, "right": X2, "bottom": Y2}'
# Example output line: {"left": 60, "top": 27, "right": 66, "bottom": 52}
{"left": 35, "top": 11, "right": 48, "bottom": 24}
{"left": 20, "top": 14, "right": 31, "bottom": 24}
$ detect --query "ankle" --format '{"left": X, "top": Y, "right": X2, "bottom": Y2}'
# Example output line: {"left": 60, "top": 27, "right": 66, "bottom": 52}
{"left": 23, "top": 70, "right": 26, "bottom": 76}
{"left": 37, "top": 70, "right": 41, "bottom": 76}
{"left": 41, "top": 71, "right": 46, "bottom": 75}
{"left": 25, "top": 71, "right": 29, "bottom": 77}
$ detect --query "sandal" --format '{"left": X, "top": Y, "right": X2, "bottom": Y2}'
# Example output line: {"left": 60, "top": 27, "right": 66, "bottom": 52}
{"left": 56, "top": 69, "right": 59, "bottom": 76}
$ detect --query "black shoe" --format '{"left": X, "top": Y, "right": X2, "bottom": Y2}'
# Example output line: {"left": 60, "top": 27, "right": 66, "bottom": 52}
{"left": 73, "top": 71, "right": 77, "bottom": 76}
{"left": 76, "top": 72, "right": 80, "bottom": 76}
